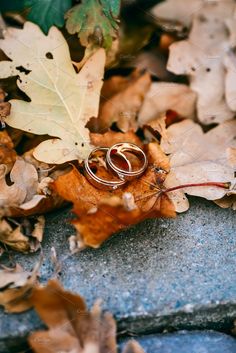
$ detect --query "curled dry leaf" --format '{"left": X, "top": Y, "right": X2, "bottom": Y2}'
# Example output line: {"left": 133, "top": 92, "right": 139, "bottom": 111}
{"left": 29, "top": 279, "right": 145, "bottom": 353}
{"left": 0, "top": 158, "right": 51, "bottom": 216}
{"left": 54, "top": 142, "right": 175, "bottom": 250}
{"left": 0, "top": 22, "right": 106, "bottom": 163}
{"left": 0, "top": 216, "right": 45, "bottom": 253}
{"left": 138, "top": 82, "right": 197, "bottom": 126}
{"left": 0, "top": 262, "right": 39, "bottom": 313}
{"left": 0, "top": 152, "right": 65, "bottom": 217}
{"left": 214, "top": 194, "right": 236, "bottom": 210}
{"left": 98, "top": 71, "right": 151, "bottom": 132}
{"left": 161, "top": 119, "right": 236, "bottom": 212}
{"left": 0, "top": 159, "right": 39, "bottom": 209}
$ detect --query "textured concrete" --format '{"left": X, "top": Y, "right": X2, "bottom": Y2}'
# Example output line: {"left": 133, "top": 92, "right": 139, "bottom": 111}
{"left": 0, "top": 198, "right": 236, "bottom": 352}
{"left": 120, "top": 331, "right": 236, "bottom": 353}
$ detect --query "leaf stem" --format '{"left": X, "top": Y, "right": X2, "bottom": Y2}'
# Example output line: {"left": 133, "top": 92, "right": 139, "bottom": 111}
{"left": 164, "top": 182, "right": 230, "bottom": 194}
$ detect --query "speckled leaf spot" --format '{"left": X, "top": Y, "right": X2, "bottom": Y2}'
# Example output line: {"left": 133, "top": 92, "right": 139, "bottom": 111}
{"left": 0, "top": 22, "right": 106, "bottom": 164}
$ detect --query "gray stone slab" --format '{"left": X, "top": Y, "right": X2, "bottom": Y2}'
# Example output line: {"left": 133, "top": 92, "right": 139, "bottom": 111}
{"left": 0, "top": 198, "right": 236, "bottom": 352}
{"left": 120, "top": 331, "right": 236, "bottom": 353}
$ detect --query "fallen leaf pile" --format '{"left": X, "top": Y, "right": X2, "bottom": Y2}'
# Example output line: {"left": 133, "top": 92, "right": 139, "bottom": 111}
{"left": 0, "top": 1, "right": 235, "bottom": 255}
{"left": 1, "top": 2, "right": 236, "bottom": 352}
{"left": 152, "top": 0, "right": 236, "bottom": 124}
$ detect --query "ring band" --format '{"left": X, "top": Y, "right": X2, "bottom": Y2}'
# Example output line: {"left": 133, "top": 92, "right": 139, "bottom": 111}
{"left": 106, "top": 142, "right": 148, "bottom": 180}
{"left": 84, "top": 147, "right": 127, "bottom": 190}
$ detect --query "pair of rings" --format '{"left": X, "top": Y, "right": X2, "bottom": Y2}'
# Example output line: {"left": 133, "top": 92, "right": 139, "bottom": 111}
{"left": 84, "top": 142, "right": 148, "bottom": 190}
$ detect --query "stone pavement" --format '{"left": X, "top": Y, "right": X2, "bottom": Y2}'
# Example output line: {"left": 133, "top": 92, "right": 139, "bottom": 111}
{"left": 0, "top": 197, "right": 236, "bottom": 352}
{"left": 120, "top": 331, "right": 236, "bottom": 353}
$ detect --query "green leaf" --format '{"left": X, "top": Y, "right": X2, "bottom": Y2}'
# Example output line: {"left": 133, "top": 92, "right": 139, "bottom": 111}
{"left": 24, "top": 0, "right": 72, "bottom": 33}
{"left": 65, "top": 0, "right": 120, "bottom": 49}
{"left": 0, "top": 0, "right": 24, "bottom": 13}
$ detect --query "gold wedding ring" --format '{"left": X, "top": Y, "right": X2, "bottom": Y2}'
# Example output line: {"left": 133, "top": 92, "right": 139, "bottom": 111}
{"left": 84, "top": 143, "right": 148, "bottom": 190}
{"left": 84, "top": 147, "right": 127, "bottom": 190}
{"left": 106, "top": 142, "right": 148, "bottom": 181}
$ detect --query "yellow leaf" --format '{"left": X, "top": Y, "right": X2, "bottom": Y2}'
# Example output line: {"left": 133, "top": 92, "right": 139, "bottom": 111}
{"left": 0, "top": 22, "right": 106, "bottom": 164}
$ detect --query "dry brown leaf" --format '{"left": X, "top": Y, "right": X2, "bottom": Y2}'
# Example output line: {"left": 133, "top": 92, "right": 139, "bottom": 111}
{"left": 0, "top": 218, "right": 31, "bottom": 253}
{"left": 54, "top": 142, "right": 175, "bottom": 249}
{"left": 165, "top": 0, "right": 236, "bottom": 124}
{"left": 0, "top": 216, "right": 45, "bottom": 253}
{"left": 161, "top": 119, "right": 236, "bottom": 212}
{"left": 31, "top": 216, "right": 45, "bottom": 243}
{"left": 0, "top": 155, "right": 65, "bottom": 217}
{"left": 90, "top": 130, "right": 143, "bottom": 148}
{"left": 72, "top": 194, "right": 141, "bottom": 249}
{"left": 0, "top": 101, "right": 11, "bottom": 119}
{"left": 8, "top": 193, "right": 65, "bottom": 218}
{"left": 28, "top": 279, "right": 117, "bottom": 353}
{"left": 0, "top": 159, "right": 39, "bottom": 209}
{"left": 101, "top": 69, "right": 142, "bottom": 101}
{"left": 0, "top": 262, "right": 39, "bottom": 313}
{"left": 98, "top": 71, "right": 151, "bottom": 132}
{"left": 138, "top": 82, "right": 197, "bottom": 126}
{"left": 214, "top": 195, "right": 236, "bottom": 210}
{"left": 0, "top": 130, "right": 16, "bottom": 172}
{"left": 28, "top": 279, "right": 145, "bottom": 353}
{"left": 54, "top": 166, "right": 107, "bottom": 216}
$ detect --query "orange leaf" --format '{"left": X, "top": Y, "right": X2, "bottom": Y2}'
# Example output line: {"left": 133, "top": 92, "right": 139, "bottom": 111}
{"left": 54, "top": 142, "right": 175, "bottom": 249}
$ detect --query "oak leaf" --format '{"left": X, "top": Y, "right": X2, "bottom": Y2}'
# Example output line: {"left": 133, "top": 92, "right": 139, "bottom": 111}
{"left": 0, "top": 22, "right": 106, "bottom": 163}
{"left": 160, "top": 119, "right": 236, "bottom": 212}
{"left": 25, "top": 0, "right": 72, "bottom": 34}
{"left": 28, "top": 279, "right": 145, "bottom": 353}
{"left": 65, "top": 0, "right": 120, "bottom": 49}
